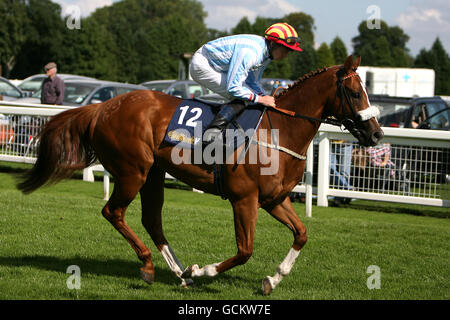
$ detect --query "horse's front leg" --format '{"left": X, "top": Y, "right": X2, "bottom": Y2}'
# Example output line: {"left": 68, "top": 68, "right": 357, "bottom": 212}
{"left": 181, "top": 195, "right": 258, "bottom": 279}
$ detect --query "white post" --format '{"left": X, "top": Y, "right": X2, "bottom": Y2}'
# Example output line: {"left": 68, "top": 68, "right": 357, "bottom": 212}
{"left": 103, "top": 171, "right": 110, "bottom": 200}
{"left": 83, "top": 167, "right": 95, "bottom": 182}
{"left": 317, "top": 131, "right": 330, "bottom": 207}
{"left": 305, "top": 142, "right": 313, "bottom": 217}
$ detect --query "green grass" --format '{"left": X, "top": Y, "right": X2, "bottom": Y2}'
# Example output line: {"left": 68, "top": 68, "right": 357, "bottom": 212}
{"left": 0, "top": 165, "right": 449, "bottom": 300}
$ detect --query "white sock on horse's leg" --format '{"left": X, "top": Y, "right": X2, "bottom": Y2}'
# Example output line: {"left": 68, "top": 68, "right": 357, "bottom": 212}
{"left": 160, "top": 244, "right": 193, "bottom": 286}
{"left": 188, "top": 262, "right": 220, "bottom": 277}
{"left": 264, "top": 247, "right": 300, "bottom": 290}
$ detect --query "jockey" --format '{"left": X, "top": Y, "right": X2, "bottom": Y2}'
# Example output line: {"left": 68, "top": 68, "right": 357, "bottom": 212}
{"left": 189, "top": 22, "right": 302, "bottom": 143}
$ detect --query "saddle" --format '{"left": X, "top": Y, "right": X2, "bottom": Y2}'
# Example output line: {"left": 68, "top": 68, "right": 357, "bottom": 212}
{"left": 164, "top": 98, "right": 266, "bottom": 200}
{"left": 164, "top": 98, "right": 264, "bottom": 150}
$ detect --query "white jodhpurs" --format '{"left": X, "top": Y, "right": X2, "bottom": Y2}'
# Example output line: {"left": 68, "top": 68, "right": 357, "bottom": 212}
{"left": 189, "top": 48, "right": 234, "bottom": 101}
{"left": 189, "top": 47, "right": 256, "bottom": 102}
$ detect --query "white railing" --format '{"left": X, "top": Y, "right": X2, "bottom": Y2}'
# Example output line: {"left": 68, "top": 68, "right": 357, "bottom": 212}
{"left": 315, "top": 124, "right": 450, "bottom": 209}
{"left": 0, "top": 101, "right": 111, "bottom": 198}
{"left": 1, "top": 101, "right": 449, "bottom": 217}
{"left": 0, "top": 101, "right": 200, "bottom": 200}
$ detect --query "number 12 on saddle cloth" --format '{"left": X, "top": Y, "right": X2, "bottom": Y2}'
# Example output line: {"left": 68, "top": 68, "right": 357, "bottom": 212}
{"left": 164, "top": 99, "right": 263, "bottom": 150}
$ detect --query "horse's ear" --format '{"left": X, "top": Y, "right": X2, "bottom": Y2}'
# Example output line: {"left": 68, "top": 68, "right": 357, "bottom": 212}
{"left": 343, "top": 55, "right": 354, "bottom": 73}
{"left": 344, "top": 54, "right": 361, "bottom": 73}
{"left": 353, "top": 55, "right": 361, "bottom": 71}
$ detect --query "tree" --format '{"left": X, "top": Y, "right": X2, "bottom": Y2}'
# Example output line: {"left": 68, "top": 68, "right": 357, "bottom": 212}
{"left": 10, "top": 0, "right": 66, "bottom": 78}
{"left": 0, "top": 0, "right": 211, "bottom": 82}
{"left": 284, "top": 12, "right": 315, "bottom": 47}
{"left": 370, "top": 37, "right": 395, "bottom": 66}
{"left": 252, "top": 11, "right": 317, "bottom": 79}
{"left": 0, "top": 0, "right": 29, "bottom": 77}
{"left": 387, "top": 26, "right": 413, "bottom": 66}
{"left": 252, "top": 16, "right": 276, "bottom": 35}
{"left": 231, "top": 16, "right": 253, "bottom": 34}
{"left": 207, "top": 28, "right": 229, "bottom": 42}
{"left": 60, "top": 17, "right": 119, "bottom": 80}
{"left": 352, "top": 20, "right": 412, "bottom": 67}
{"left": 0, "top": 0, "right": 66, "bottom": 78}
{"left": 316, "top": 42, "right": 335, "bottom": 68}
{"left": 283, "top": 12, "right": 317, "bottom": 78}
{"left": 330, "top": 36, "right": 348, "bottom": 65}
{"left": 83, "top": 0, "right": 209, "bottom": 82}
{"left": 415, "top": 37, "right": 450, "bottom": 95}
{"left": 289, "top": 43, "right": 318, "bottom": 79}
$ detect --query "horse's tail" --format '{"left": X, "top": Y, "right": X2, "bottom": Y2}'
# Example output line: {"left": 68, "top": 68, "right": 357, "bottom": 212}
{"left": 17, "top": 105, "right": 100, "bottom": 194}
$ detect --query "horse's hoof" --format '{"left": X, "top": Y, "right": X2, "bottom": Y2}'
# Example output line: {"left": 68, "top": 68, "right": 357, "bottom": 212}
{"left": 181, "top": 264, "right": 198, "bottom": 279}
{"left": 181, "top": 278, "right": 194, "bottom": 288}
{"left": 140, "top": 268, "right": 155, "bottom": 285}
{"left": 262, "top": 277, "right": 273, "bottom": 296}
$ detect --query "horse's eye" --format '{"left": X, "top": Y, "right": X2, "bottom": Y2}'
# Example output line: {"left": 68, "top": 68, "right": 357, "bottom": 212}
{"left": 351, "top": 92, "right": 361, "bottom": 99}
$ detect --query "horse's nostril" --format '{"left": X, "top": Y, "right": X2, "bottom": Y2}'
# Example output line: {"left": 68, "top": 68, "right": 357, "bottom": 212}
{"left": 372, "top": 130, "right": 384, "bottom": 142}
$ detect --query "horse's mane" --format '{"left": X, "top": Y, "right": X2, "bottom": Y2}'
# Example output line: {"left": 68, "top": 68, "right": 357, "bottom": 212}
{"left": 275, "top": 67, "right": 330, "bottom": 99}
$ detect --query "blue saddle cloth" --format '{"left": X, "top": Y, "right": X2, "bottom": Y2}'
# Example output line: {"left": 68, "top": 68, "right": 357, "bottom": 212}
{"left": 164, "top": 99, "right": 263, "bottom": 149}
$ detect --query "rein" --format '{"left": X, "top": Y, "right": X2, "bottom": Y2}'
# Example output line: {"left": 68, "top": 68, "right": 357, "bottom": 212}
{"left": 213, "top": 70, "right": 361, "bottom": 199}
{"left": 251, "top": 69, "right": 364, "bottom": 163}
{"left": 268, "top": 105, "right": 342, "bottom": 126}
{"left": 269, "top": 69, "right": 359, "bottom": 128}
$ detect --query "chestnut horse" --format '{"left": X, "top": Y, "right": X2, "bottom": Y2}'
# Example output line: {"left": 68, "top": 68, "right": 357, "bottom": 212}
{"left": 17, "top": 55, "right": 383, "bottom": 295}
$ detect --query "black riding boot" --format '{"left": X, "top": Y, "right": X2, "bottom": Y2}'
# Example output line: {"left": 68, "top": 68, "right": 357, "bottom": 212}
{"left": 203, "top": 100, "right": 246, "bottom": 144}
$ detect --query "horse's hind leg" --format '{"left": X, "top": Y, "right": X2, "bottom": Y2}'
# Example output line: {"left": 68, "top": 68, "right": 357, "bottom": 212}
{"left": 102, "top": 175, "right": 155, "bottom": 284}
{"left": 140, "top": 165, "right": 193, "bottom": 287}
{"left": 262, "top": 197, "right": 307, "bottom": 295}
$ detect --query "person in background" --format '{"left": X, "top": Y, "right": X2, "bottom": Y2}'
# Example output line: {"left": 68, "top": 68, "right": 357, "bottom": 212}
{"left": 411, "top": 103, "right": 426, "bottom": 128}
{"left": 41, "top": 62, "right": 65, "bottom": 105}
{"left": 330, "top": 140, "right": 353, "bottom": 206}
{"left": 366, "top": 143, "right": 396, "bottom": 191}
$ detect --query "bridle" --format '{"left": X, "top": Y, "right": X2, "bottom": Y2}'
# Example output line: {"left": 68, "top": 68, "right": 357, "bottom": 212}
{"left": 268, "top": 67, "right": 377, "bottom": 140}
{"left": 333, "top": 67, "right": 365, "bottom": 140}
{"left": 222, "top": 67, "right": 378, "bottom": 191}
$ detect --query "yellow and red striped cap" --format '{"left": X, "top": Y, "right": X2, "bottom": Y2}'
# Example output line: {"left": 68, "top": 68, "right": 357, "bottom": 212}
{"left": 264, "top": 22, "right": 302, "bottom": 52}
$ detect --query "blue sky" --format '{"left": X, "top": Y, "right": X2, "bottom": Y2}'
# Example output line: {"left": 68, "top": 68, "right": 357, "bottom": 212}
{"left": 55, "top": 0, "right": 450, "bottom": 56}
{"left": 289, "top": 1, "right": 413, "bottom": 51}
{"left": 199, "top": 0, "right": 450, "bottom": 56}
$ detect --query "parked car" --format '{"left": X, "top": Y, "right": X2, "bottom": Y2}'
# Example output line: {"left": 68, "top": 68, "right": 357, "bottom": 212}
{"left": 140, "top": 80, "right": 214, "bottom": 99}
{"left": 371, "top": 95, "right": 450, "bottom": 130}
{"left": 441, "top": 96, "right": 450, "bottom": 107}
{"left": 140, "top": 80, "right": 175, "bottom": 92}
{"left": 195, "top": 78, "right": 294, "bottom": 103}
{"left": 141, "top": 78, "right": 294, "bottom": 102}
{"left": 8, "top": 80, "right": 147, "bottom": 156}
{"left": 64, "top": 80, "right": 148, "bottom": 106}
{"left": 0, "top": 77, "right": 27, "bottom": 101}
{"left": 14, "top": 79, "right": 147, "bottom": 107}
{"left": 17, "top": 74, "right": 97, "bottom": 95}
